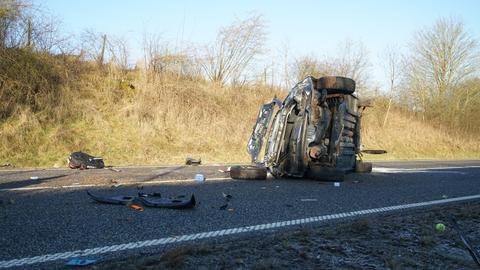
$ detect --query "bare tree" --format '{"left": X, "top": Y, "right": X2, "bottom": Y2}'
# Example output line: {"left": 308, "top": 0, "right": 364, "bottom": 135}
{"left": 381, "top": 45, "right": 402, "bottom": 127}
{"left": 331, "top": 40, "right": 370, "bottom": 93}
{"left": 0, "top": 0, "right": 28, "bottom": 48}
{"left": 200, "top": 14, "right": 266, "bottom": 85}
{"left": 407, "top": 17, "right": 479, "bottom": 101}
{"left": 290, "top": 40, "right": 370, "bottom": 94}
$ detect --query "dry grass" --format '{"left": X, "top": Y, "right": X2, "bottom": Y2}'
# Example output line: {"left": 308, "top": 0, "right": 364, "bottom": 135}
{"left": 362, "top": 100, "right": 480, "bottom": 160}
{"left": 0, "top": 50, "right": 478, "bottom": 167}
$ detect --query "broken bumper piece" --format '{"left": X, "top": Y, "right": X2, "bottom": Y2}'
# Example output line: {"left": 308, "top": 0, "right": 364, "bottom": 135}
{"left": 87, "top": 191, "right": 196, "bottom": 209}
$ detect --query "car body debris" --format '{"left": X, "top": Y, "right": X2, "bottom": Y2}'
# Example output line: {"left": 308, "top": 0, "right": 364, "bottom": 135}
{"left": 87, "top": 191, "right": 196, "bottom": 209}
{"left": 68, "top": 151, "right": 105, "bottom": 169}
{"left": 220, "top": 192, "right": 233, "bottom": 210}
{"left": 186, "top": 157, "right": 201, "bottom": 165}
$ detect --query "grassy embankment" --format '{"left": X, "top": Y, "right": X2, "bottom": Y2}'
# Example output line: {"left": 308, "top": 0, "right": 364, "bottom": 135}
{"left": 0, "top": 49, "right": 478, "bottom": 167}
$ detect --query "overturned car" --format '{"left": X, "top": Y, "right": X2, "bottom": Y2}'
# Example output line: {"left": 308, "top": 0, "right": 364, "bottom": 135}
{"left": 230, "top": 76, "right": 375, "bottom": 181}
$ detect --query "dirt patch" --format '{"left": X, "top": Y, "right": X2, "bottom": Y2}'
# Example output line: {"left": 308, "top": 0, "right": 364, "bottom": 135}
{"left": 91, "top": 201, "right": 480, "bottom": 269}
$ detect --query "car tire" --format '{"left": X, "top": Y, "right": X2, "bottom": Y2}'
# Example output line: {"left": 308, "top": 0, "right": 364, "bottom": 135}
{"left": 230, "top": 165, "right": 267, "bottom": 180}
{"left": 317, "top": 76, "right": 355, "bottom": 94}
{"left": 355, "top": 161, "right": 372, "bottom": 173}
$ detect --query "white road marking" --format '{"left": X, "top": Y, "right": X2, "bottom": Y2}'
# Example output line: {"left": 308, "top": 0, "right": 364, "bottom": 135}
{"left": 372, "top": 166, "right": 480, "bottom": 174}
{"left": 0, "top": 177, "right": 232, "bottom": 192}
{"left": 1, "top": 193, "right": 479, "bottom": 268}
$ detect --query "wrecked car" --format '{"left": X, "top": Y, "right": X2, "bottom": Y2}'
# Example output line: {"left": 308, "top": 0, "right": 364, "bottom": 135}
{"left": 230, "top": 76, "right": 376, "bottom": 181}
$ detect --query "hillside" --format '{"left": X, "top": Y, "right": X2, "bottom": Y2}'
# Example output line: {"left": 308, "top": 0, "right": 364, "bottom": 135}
{"left": 0, "top": 49, "right": 478, "bottom": 168}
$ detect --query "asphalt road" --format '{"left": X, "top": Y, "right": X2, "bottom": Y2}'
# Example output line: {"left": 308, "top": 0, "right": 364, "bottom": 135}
{"left": 0, "top": 160, "right": 479, "bottom": 269}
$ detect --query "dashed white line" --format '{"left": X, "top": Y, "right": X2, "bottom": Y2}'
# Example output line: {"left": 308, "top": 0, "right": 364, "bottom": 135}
{"left": 1, "top": 193, "right": 480, "bottom": 268}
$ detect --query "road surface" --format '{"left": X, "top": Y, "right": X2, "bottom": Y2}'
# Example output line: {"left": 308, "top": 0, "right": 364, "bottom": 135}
{"left": 0, "top": 160, "right": 479, "bottom": 269}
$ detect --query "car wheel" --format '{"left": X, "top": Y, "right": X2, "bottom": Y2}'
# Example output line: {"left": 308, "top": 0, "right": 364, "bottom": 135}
{"left": 230, "top": 165, "right": 267, "bottom": 180}
{"left": 355, "top": 161, "right": 372, "bottom": 173}
{"left": 316, "top": 76, "right": 355, "bottom": 94}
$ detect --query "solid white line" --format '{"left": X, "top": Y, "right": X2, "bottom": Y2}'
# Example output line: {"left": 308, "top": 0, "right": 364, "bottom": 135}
{"left": 1, "top": 193, "right": 479, "bottom": 268}
{"left": 372, "top": 166, "right": 480, "bottom": 174}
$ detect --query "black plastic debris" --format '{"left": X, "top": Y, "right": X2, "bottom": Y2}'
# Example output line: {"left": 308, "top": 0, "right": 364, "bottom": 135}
{"left": 87, "top": 191, "right": 135, "bottom": 205}
{"left": 87, "top": 191, "right": 196, "bottom": 209}
{"left": 137, "top": 194, "right": 196, "bottom": 209}
{"left": 219, "top": 192, "right": 233, "bottom": 210}
{"left": 68, "top": 152, "right": 105, "bottom": 169}
{"left": 185, "top": 157, "right": 201, "bottom": 166}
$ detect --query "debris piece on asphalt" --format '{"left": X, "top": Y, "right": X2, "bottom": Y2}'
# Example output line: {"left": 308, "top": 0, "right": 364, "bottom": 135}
{"left": 260, "top": 187, "right": 266, "bottom": 190}
{"left": 195, "top": 174, "right": 205, "bottom": 182}
{"left": 30, "top": 176, "right": 39, "bottom": 180}
{"left": 228, "top": 208, "right": 234, "bottom": 211}
{"left": 130, "top": 203, "right": 144, "bottom": 211}
{"left": 301, "top": 198, "right": 317, "bottom": 202}
{"left": 218, "top": 167, "right": 231, "bottom": 173}
{"left": 435, "top": 223, "right": 446, "bottom": 233}
{"left": 137, "top": 194, "right": 196, "bottom": 209}
{"left": 105, "top": 166, "right": 121, "bottom": 172}
{"left": 334, "top": 182, "right": 340, "bottom": 187}
{"left": 186, "top": 157, "right": 201, "bottom": 166}
{"left": 87, "top": 191, "right": 135, "bottom": 205}
{"left": 66, "top": 258, "right": 97, "bottom": 266}
{"left": 442, "top": 195, "right": 448, "bottom": 199}
{"left": 88, "top": 191, "right": 196, "bottom": 209}
{"left": 68, "top": 151, "right": 105, "bottom": 169}
{"left": 138, "top": 192, "right": 162, "bottom": 198}
{"left": 222, "top": 192, "right": 232, "bottom": 201}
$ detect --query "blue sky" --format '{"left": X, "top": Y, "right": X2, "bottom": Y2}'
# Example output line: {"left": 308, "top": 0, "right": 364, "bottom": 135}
{"left": 39, "top": 0, "right": 480, "bottom": 89}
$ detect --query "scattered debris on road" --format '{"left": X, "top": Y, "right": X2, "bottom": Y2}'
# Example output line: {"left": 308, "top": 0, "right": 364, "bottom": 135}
{"left": 195, "top": 174, "right": 205, "bottom": 182}
{"left": 300, "top": 198, "right": 318, "bottom": 202}
{"left": 334, "top": 182, "right": 341, "bottom": 187}
{"left": 219, "top": 192, "right": 233, "bottom": 210}
{"left": 185, "top": 157, "right": 201, "bottom": 166}
{"left": 87, "top": 191, "right": 135, "bottom": 205}
{"left": 130, "top": 203, "right": 144, "bottom": 212}
{"left": 29, "top": 176, "right": 39, "bottom": 180}
{"left": 66, "top": 258, "right": 97, "bottom": 266}
{"left": 218, "top": 167, "right": 231, "bottom": 173}
{"left": 87, "top": 191, "right": 196, "bottom": 209}
{"left": 68, "top": 151, "right": 105, "bottom": 169}
{"left": 137, "top": 193, "right": 196, "bottom": 209}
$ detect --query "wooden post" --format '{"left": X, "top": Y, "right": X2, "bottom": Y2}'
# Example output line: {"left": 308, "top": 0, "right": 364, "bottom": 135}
{"left": 98, "top": 34, "right": 106, "bottom": 65}
{"left": 26, "top": 17, "right": 31, "bottom": 49}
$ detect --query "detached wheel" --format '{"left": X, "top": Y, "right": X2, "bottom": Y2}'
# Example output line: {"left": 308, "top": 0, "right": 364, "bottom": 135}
{"left": 355, "top": 161, "right": 372, "bottom": 173}
{"left": 230, "top": 165, "right": 267, "bottom": 180}
{"left": 317, "top": 76, "right": 355, "bottom": 94}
